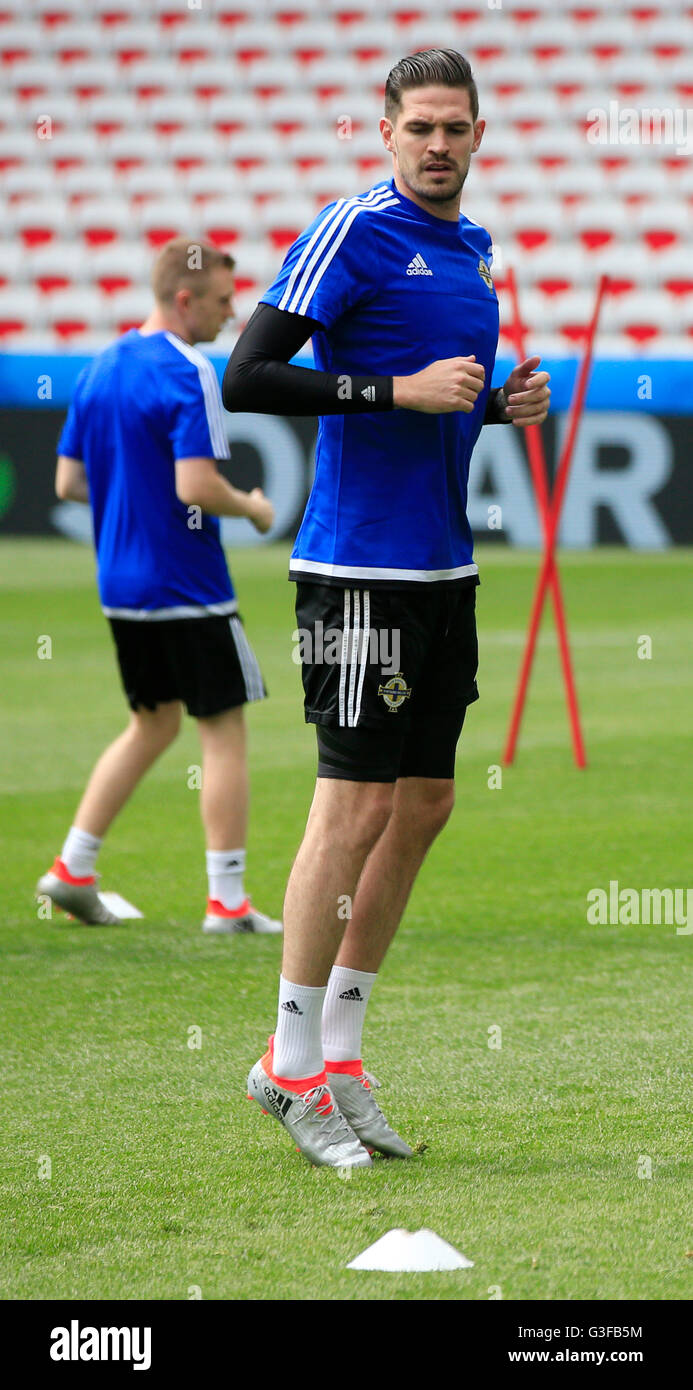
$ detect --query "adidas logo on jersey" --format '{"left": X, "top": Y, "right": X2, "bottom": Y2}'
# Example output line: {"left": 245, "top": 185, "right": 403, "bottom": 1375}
{"left": 361, "top": 385, "right": 375, "bottom": 402}
{"left": 407, "top": 252, "right": 433, "bottom": 276}
{"left": 338, "top": 987, "right": 363, "bottom": 1001}
{"left": 281, "top": 999, "right": 303, "bottom": 1015}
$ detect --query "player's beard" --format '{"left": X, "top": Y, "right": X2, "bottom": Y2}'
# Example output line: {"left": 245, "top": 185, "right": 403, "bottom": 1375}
{"left": 399, "top": 154, "right": 468, "bottom": 206}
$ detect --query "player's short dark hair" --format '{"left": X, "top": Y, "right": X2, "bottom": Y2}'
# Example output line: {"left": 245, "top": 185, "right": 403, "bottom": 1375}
{"left": 385, "top": 48, "right": 479, "bottom": 123}
{"left": 151, "top": 237, "right": 235, "bottom": 305}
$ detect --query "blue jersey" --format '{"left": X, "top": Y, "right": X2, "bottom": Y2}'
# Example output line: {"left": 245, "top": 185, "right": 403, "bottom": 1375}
{"left": 58, "top": 329, "right": 236, "bottom": 616}
{"left": 261, "top": 177, "right": 499, "bottom": 586}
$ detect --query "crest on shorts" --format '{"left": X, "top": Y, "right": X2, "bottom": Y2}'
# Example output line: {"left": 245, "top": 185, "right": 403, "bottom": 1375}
{"left": 378, "top": 671, "right": 411, "bottom": 713}
{"left": 477, "top": 257, "right": 493, "bottom": 290}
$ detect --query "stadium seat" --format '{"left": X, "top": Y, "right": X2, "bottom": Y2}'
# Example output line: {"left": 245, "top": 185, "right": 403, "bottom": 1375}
{"left": 8, "top": 56, "right": 119, "bottom": 92}
{"left": 183, "top": 165, "right": 244, "bottom": 200}
{"left": 207, "top": 93, "right": 264, "bottom": 131}
{"left": 3, "top": 166, "right": 59, "bottom": 198}
{"left": 137, "top": 198, "right": 197, "bottom": 246}
{"left": 42, "top": 22, "right": 109, "bottom": 57}
{"left": 102, "top": 284, "right": 151, "bottom": 334}
{"left": 632, "top": 202, "right": 690, "bottom": 250}
{"left": 86, "top": 244, "right": 154, "bottom": 293}
{"left": 299, "top": 165, "right": 358, "bottom": 200}
{"left": 80, "top": 92, "right": 141, "bottom": 129}
{"left": 101, "top": 129, "right": 165, "bottom": 166}
{"left": 74, "top": 199, "right": 134, "bottom": 246}
{"left": 120, "top": 58, "right": 193, "bottom": 93}
{"left": 28, "top": 242, "right": 91, "bottom": 290}
{"left": 0, "top": 242, "right": 26, "bottom": 289}
{"left": 226, "top": 129, "right": 289, "bottom": 161}
{"left": 45, "top": 286, "right": 110, "bottom": 340}
{"left": 604, "top": 290, "right": 684, "bottom": 344}
{"left": 144, "top": 93, "right": 205, "bottom": 130}
{"left": 59, "top": 166, "right": 119, "bottom": 198}
{"left": 244, "top": 164, "right": 306, "bottom": 196}
{"left": 0, "top": 285, "right": 46, "bottom": 339}
{"left": 163, "top": 128, "right": 229, "bottom": 166}
{"left": 0, "top": 130, "right": 47, "bottom": 167}
{"left": 120, "top": 166, "right": 181, "bottom": 199}
{"left": 198, "top": 200, "right": 258, "bottom": 246}
{"left": 9, "top": 199, "right": 72, "bottom": 246}
{"left": 573, "top": 201, "right": 633, "bottom": 251}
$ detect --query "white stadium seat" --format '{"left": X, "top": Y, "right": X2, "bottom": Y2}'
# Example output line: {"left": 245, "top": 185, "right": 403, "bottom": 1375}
{"left": 0, "top": 286, "right": 47, "bottom": 337}
{"left": 162, "top": 129, "right": 230, "bottom": 163}
{"left": 85, "top": 244, "right": 154, "bottom": 285}
{"left": 198, "top": 200, "right": 260, "bottom": 242}
{"left": 3, "top": 166, "right": 59, "bottom": 197}
{"left": 73, "top": 200, "right": 135, "bottom": 243}
{"left": 0, "top": 243, "right": 28, "bottom": 285}
{"left": 28, "top": 243, "right": 92, "bottom": 285}
{"left": 136, "top": 199, "right": 199, "bottom": 243}
{"left": 58, "top": 167, "right": 129, "bottom": 199}
{"left": 183, "top": 166, "right": 245, "bottom": 199}
{"left": 8, "top": 199, "right": 72, "bottom": 243}
{"left": 120, "top": 166, "right": 181, "bottom": 198}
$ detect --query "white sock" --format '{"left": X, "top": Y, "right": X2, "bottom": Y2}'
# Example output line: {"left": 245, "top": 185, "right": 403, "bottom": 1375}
{"left": 322, "top": 965, "right": 377, "bottom": 1063}
{"left": 60, "top": 825, "right": 102, "bottom": 878}
{"left": 206, "top": 848, "right": 246, "bottom": 910}
{"left": 273, "top": 975, "right": 327, "bottom": 1080}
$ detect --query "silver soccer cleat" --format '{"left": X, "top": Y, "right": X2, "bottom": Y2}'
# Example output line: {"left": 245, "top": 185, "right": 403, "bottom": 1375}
{"left": 36, "top": 859, "right": 121, "bottom": 926}
{"left": 326, "top": 1066, "right": 413, "bottom": 1158}
{"left": 247, "top": 1041, "right": 372, "bottom": 1168}
{"left": 203, "top": 898, "right": 283, "bottom": 934}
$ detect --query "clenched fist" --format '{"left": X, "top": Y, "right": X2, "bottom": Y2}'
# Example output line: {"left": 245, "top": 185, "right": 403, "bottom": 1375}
{"left": 247, "top": 487, "right": 274, "bottom": 535}
{"left": 393, "top": 355, "right": 486, "bottom": 414}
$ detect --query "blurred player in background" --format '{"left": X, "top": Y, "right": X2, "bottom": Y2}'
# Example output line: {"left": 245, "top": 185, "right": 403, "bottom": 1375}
{"left": 37, "top": 238, "right": 281, "bottom": 936}
{"left": 224, "top": 50, "right": 550, "bottom": 1165}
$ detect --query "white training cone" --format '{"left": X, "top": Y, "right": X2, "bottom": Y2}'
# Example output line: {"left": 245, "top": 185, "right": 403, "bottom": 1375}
{"left": 347, "top": 1228, "right": 473, "bottom": 1272}
{"left": 97, "top": 891, "right": 143, "bottom": 920}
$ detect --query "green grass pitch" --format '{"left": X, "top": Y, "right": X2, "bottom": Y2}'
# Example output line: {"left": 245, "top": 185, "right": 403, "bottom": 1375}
{"left": 1, "top": 538, "right": 691, "bottom": 1301}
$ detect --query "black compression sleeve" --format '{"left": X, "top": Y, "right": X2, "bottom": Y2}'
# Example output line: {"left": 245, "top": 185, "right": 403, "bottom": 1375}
{"left": 484, "top": 386, "right": 511, "bottom": 424}
{"left": 222, "top": 303, "right": 394, "bottom": 415}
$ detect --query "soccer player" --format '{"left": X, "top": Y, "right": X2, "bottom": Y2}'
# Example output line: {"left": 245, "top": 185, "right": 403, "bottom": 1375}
{"left": 224, "top": 50, "right": 550, "bottom": 1165}
{"left": 38, "top": 238, "right": 281, "bottom": 936}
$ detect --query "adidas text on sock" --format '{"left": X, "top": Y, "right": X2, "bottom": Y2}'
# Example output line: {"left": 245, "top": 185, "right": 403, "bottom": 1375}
{"left": 206, "top": 848, "right": 246, "bottom": 911}
{"left": 322, "top": 965, "right": 376, "bottom": 1063}
{"left": 273, "top": 975, "right": 327, "bottom": 1080}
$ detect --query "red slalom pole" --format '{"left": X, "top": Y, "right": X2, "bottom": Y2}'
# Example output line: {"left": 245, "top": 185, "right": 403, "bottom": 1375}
{"left": 504, "top": 267, "right": 586, "bottom": 766}
{"left": 503, "top": 273, "right": 608, "bottom": 765}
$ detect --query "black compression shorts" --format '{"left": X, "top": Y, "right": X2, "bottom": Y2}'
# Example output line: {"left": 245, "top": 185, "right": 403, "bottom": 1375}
{"left": 295, "top": 580, "right": 479, "bottom": 781}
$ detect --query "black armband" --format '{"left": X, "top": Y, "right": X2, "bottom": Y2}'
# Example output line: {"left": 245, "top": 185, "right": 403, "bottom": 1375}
{"left": 222, "top": 303, "right": 393, "bottom": 416}
{"left": 484, "top": 386, "right": 511, "bottom": 424}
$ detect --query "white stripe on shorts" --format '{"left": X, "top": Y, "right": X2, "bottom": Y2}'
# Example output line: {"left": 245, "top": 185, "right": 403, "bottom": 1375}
{"left": 229, "top": 616, "right": 264, "bottom": 703}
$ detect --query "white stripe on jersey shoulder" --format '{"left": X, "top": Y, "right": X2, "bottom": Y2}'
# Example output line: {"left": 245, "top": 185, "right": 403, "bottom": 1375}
{"left": 461, "top": 212, "right": 493, "bottom": 243}
{"left": 164, "top": 332, "right": 230, "bottom": 459}
{"left": 279, "top": 184, "right": 400, "bottom": 317}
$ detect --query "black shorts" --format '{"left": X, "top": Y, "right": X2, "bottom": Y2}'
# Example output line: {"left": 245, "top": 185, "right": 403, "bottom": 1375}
{"left": 109, "top": 613, "right": 266, "bottom": 718}
{"left": 294, "top": 579, "right": 479, "bottom": 781}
